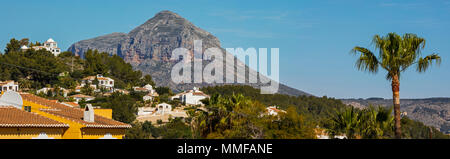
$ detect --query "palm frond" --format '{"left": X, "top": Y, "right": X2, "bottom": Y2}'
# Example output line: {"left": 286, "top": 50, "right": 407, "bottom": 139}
{"left": 351, "top": 46, "right": 380, "bottom": 73}
{"left": 417, "top": 54, "right": 441, "bottom": 72}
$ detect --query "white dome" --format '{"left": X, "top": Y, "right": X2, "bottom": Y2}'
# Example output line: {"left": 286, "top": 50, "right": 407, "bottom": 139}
{"left": 46, "top": 38, "right": 55, "bottom": 43}
{"left": 21, "top": 45, "right": 29, "bottom": 49}
{"left": 0, "top": 91, "right": 23, "bottom": 109}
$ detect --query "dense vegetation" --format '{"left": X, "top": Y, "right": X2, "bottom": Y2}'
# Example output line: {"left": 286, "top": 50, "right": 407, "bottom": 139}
{"left": 329, "top": 106, "right": 449, "bottom": 139}
{"left": 202, "top": 85, "right": 347, "bottom": 127}
{"left": 125, "top": 118, "right": 193, "bottom": 139}
{"left": 188, "top": 94, "right": 315, "bottom": 139}
{"left": 0, "top": 38, "right": 153, "bottom": 90}
{"left": 202, "top": 85, "right": 449, "bottom": 139}
{"left": 126, "top": 94, "right": 316, "bottom": 139}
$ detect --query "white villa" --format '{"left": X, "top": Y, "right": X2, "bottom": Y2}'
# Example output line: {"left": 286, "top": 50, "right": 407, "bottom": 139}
{"left": 22, "top": 38, "right": 61, "bottom": 56}
{"left": 82, "top": 74, "right": 114, "bottom": 91}
{"left": 137, "top": 103, "right": 172, "bottom": 116}
{"left": 0, "top": 81, "right": 19, "bottom": 93}
{"left": 156, "top": 103, "right": 172, "bottom": 115}
{"left": 143, "top": 91, "right": 159, "bottom": 102}
{"left": 69, "top": 94, "right": 95, "bottom": 103}
{"left": 133, "top": 84, "right": 155, "bottom": 92}
{"left": 266, "top": 106, "right": 286, "bottom": 116}
{"left": 171, "top": 87, "right": 209, "bottom": 105}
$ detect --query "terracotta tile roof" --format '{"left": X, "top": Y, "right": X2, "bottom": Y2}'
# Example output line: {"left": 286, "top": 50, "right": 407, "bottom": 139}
{"left": 82, "top": 76, "right": 113, "bottom": 81}
{"left": 146, "top": 92, "right": 159, "bottom": 97}
{"left": 134, "top": 87, "right": 148, "bottom": 91}
{"left": 0, "top": 106, "right": 68, "bottom": 128}
{"left": 69, "top": 94, "right": 94, "bottom": 98}
{"left": 62, "top": 102, "right": 79, "bottom": 108}
{"left": 0, "top": 80, "right": 17, "bottom": 86}
{"left": 96, "top": 77, "right": 111, "bottom": 81}
{"left": 82, "top": 76, "right": 96, "bottom": 81}
{"left": 192, "top": 92, "right": 209, "bottom": 97}
{"left": 20, "top": 93, "right": 131, "bottom": 129}
{"left": 268, "top": 107, "right": 281, "bottom": 112}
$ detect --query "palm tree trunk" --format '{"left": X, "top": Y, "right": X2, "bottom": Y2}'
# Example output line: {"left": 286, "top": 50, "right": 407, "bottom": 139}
{"left": 392, "top": 74, "right": 402, "bottom": 139}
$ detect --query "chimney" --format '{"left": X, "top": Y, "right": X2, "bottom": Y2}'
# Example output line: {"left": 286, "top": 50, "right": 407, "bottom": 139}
{"left": 84, "top": 104, "right": 95, "bottom": 122}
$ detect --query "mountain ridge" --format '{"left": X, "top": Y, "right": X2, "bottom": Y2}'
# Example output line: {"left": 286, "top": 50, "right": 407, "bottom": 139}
{"left": 68, "top": 10, "right": 310, "bottom": 96}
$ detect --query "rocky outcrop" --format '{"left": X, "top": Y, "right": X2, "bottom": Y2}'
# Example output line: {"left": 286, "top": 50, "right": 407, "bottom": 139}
{"left": 69, "top": 32, "right": 128, "bottom": 59}
{"left": 68, "top": 10, "right": 310, "bottom": 96}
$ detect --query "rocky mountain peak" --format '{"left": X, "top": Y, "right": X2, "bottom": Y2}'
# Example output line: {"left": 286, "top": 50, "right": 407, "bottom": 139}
{"left": 68, "top": 10, "right": 310, "bottom": 97}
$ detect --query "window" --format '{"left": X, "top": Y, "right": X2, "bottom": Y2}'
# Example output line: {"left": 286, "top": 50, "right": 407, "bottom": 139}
{"left": 24, "top": 106, "right": 31, "bottom": 112}
{"left": 9, "top": 86, "right": 12, "bottom": 90}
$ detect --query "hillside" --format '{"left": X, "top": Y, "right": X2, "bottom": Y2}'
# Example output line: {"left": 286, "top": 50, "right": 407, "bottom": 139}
{"left": 68, "top": 10, "right": 310, "bottom": 96}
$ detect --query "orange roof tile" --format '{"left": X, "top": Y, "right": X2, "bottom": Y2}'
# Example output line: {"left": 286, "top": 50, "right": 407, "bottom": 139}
{"left": 192, "top": 92, "right": 209, "bottom": 97}
{"left": 69, "top": 94, "right": 94, "bottom": 98}
{"left": 62, "top": 102, "right": 79, "bottom": 108}
{"left": 0, "top": 106, "right": 68, "bottom": 128}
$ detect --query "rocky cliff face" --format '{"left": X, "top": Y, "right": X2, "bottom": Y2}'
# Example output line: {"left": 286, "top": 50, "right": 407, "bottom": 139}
{"left": 68, "top": 10, "right": 310, "bottom": 96}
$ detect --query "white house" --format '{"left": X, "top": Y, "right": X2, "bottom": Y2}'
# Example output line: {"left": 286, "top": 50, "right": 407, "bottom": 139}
{"left": 266, "top": 106, "right": 286, "bottom": 116}
{"left": 143, "top": 92, "right": 159, "bottom": 102}
{"left": 137, "top": 103, "right": 172, "bottom": 116}
{"left": 156, "top": 103, "right": 172, "bottom": 115}
{"left": 0, "top": 81, "right": 19, "bottom": 92}
{"left": 75, "top": 85, "right": 98, "bottom": 93}
{"left": 113, "top": 89, "right": 129, "bottom": 95}
{"left": 82, "top": 74, "right": 114, "bottom": 91}
{"left": 22, "top": 38, "right": 61, "bottom": 56}
{"left": 177, "top": 87, "right": 209, "bottom": 106}
{"left": 133, "top": 84, "right": 155, "bottom": 92}
{"left": 69, "top": 94, "right": 95, "bottom": 103}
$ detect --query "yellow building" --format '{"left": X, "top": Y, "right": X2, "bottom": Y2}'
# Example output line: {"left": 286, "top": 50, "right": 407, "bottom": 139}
{"left": 0, "top": 106, "right": 68, "bottom": 139}
{"left": 0, "top": 91, "right": 131, "bottom": 139}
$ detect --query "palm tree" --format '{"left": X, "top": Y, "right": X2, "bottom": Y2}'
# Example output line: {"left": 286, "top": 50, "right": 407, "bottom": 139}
{"left": 351, "top": 33, "right": 441, "bottom": 138}
{"left": 329, "top": 107, "right": 361, "bottom": 139}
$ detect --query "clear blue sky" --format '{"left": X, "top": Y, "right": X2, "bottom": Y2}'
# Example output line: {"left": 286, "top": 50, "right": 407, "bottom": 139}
{"left": 1, "top": 0, "right": 449, "bottom": 99}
